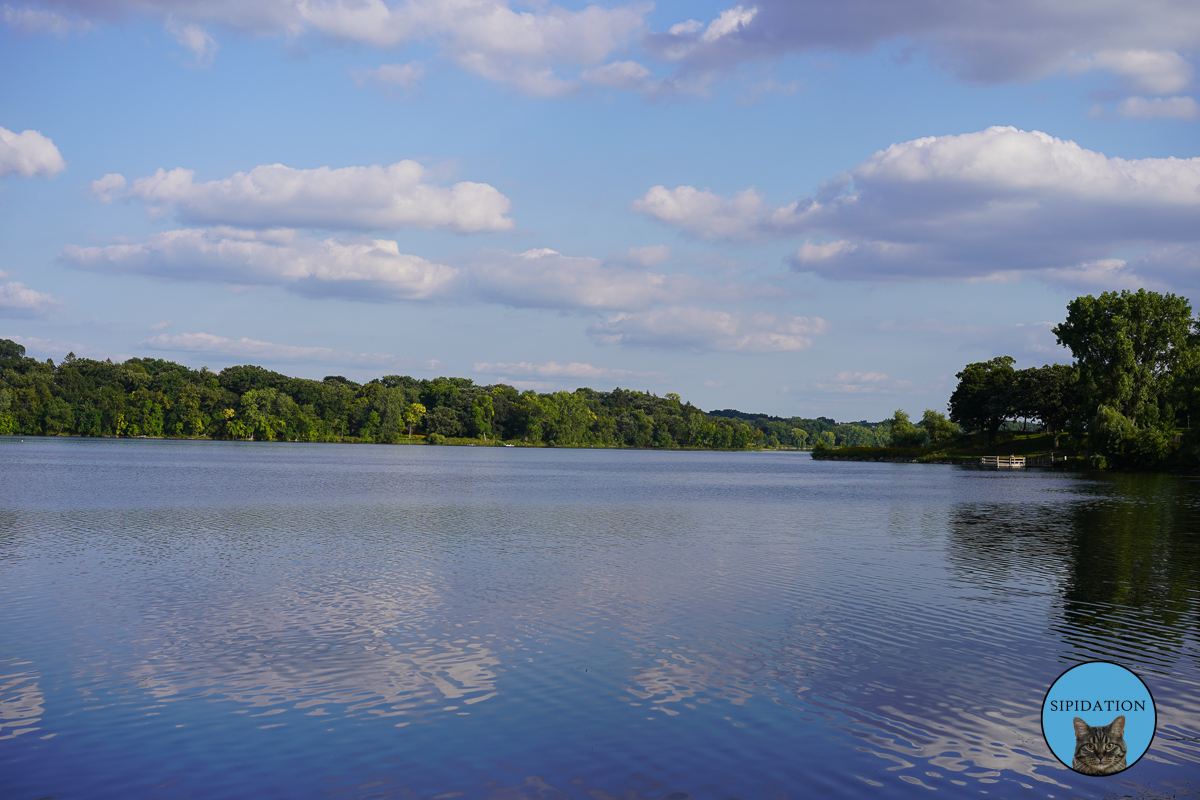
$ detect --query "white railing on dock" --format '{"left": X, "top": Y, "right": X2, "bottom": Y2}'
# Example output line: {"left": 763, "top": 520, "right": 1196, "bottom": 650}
{"left": 980, "top": 455, "right": 1025, "bottom": 468}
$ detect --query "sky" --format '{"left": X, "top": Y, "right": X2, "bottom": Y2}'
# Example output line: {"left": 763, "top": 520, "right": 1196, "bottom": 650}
{"left": 1, "top": 0, "right": 1198, "bottom": 421}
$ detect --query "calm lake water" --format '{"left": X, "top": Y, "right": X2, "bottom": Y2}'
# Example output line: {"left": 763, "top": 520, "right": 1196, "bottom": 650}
{"left": 2, "top": 437, "right": 1199, "bottom": 800}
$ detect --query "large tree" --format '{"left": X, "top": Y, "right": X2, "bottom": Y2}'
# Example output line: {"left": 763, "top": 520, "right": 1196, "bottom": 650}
{"left": 1052, "top": 289, "right": 1193, "bottom": 425}
{"left": 949, "top": 356, "right": 1016, "bottom": 444}
{"left": 1005, "top": 363, "right": 1078, "bottom": 447}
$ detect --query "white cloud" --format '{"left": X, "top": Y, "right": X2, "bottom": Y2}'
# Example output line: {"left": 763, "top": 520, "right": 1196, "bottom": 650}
{"left": 1070, "top": 50, "right": 1194, "bottom": 95}
{"left": 302, "top": 0, "right": 649, "bottom": 96}
{"left": 588, "top": 307, "right": 825, "bottom": 352}
{"left": 643, "top": 0, "right": 1200, "bottom": 97}
{"left": 700, "top": 5, "right": 757, "bottom": 44}
{"left": 1115, "top": 95, "right": 1200, "bottom": 120}
{"left": 10, "top": 0, "right": 1200, "bottom": 100}
{"left": 0, "top": 282, "right": 59, "bottom": 317}
{"left": 581, "top": 60, "right": 651, "bottom": 89}
{"left": 0, "top": 126, "right": 65, "bottom": 178}
{"left": 90, "top": 172, "right": 126, "bottom": 201}
{"left": 139, "top": 332, "right": 425, "bottom": 367}
{"left": 2, "top": 4, "right": 90, "bottom": 34}
{"left": 61, "top": 228, "right": 459, "bottom": 301}
{"left": 460, "top": 247, "right": 777, "bottom": 311}
{"left": 61, "top": 233, "right": 771, "bottom": 311}
{"left": 166, "top": 18, "right": 217, "bottom": 65}
{"left": 20, "top": 0, "right": 649, "bottom": 94}
{"left": 638, "top": 126, "right": 1200, "bottom": 288}
{"left": 473, "top": 360, "right": 658, "bottom": 380}
{"left": 632, "top": 184, "right": 808, "bottom": 241}
{"left": 99, "top": 160, "right": 513, "bottom": 233}
{"left": 150, "top": 319, "right": 172, "bottom": 331}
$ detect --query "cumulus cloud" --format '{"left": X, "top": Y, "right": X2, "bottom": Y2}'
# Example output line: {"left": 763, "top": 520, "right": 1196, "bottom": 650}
{"left": 473, "top": 360, "right": 658, "bottom": 380}
{"left": 588, "top": 307, "right": 825, "bottom": 352}
{"left": 10, "top": 0, "right": 1200, "bottom": 99}
{"left": 638, "top": 126, "right": 1200, "bottom": 288}
{"left": 0, "top": 282, "right": 60, "bottom": 317}
{"left": 90, "top": 172, "right": 126, "bottom": 201}
{"left": 0, "top": 126, "right": 66, "bottom": 178}
{"left": 94, "top": 160, "right": 514, "bottom": 233}
{"left": 13, "top": 0, "right": 649, "bottom": 94}
{"left": 139, "top": 331, "right": 425, "bottom": 367}
{"left": 633, "top": 184, "right": 811, "bottom": 241}
{"left": 61, "top": 228, "right": 458, "bottom": 301}
{"left": 643, "top": 0, "right": 1200, "bottom": 96}
{"left": 61, "top": 234, "right": 770, "bottom": 310}
{"left": 1115, "top": 95, "right": 1200, "bottom": 119}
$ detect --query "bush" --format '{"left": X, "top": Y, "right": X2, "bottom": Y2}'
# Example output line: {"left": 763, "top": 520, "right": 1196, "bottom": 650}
{"left": 425, "top": 432, "right": 447, "bottom": 445}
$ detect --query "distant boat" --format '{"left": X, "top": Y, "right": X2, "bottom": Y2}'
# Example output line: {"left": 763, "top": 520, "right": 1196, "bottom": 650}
{"left": 504, "top": 444, "right": 515, "bottom": 447}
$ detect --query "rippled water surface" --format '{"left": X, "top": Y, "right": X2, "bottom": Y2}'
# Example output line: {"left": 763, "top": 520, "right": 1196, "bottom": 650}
{"left": 2, "top": 437, "right": 1199, "bottom": 799}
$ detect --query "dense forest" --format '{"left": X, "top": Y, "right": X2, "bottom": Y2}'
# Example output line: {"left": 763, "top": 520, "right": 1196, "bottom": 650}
{"left": 0, "top": 338, "right": 884, "bottom": 450}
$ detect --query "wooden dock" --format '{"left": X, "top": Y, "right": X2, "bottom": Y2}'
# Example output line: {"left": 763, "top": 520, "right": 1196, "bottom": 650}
{"left": 980, "top": 455, "right": 1026, "bottom": 468}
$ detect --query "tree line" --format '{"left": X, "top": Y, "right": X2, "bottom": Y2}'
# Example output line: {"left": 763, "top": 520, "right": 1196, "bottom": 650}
{"left": 946, "top": 289, "right": 1200, "bottom": 469}
{"left": 0, "top": 340, "right": 775, "bottom": 449}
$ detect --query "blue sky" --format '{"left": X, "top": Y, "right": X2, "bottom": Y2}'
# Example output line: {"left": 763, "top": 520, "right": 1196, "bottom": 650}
{"left": 2, "top": 0, "right": 1198, "bottom": 420}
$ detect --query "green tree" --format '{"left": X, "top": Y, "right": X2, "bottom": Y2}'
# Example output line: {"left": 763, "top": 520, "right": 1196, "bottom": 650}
{"left": 425, "top": 406, "right": 462, "bottom": 437}
{"left": 949, "top": 356, "right": 1016, "bottom": 444}
{"left": 403, "top": 402, "right": 426, "bottom": 438}
{"left": 888, "top": 409, "right": 927, "bottom": 448}
{"left": 1091, "top": 405, "right": 1171, "bottom": 470}
{"left": 1053, "top": 289, "right": 1193, "bottom": 424}
{"left": 239, "top": 388, "right": 287, "bottom": 441}
{"left": 472, "top": 395, "right": 495, "bottom": 440}
{"left": 920, "top": 409, "right": 959, "bottom": 448}
{"left": 43, "top": 396, "right": 73, "bottom": 434}
{"left": 1023, "top": 363, "right": 1078, "bottom": 448}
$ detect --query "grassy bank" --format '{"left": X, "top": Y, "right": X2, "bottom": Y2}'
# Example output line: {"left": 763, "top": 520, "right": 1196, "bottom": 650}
{"left": 811, "top": 431, "right": 1087, "bottom": 466}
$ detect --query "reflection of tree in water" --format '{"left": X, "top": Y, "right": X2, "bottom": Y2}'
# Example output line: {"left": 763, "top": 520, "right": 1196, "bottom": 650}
{"left": 946, "top": 474, "right": 1200, "bottom": 660}
{"left": 1059, "top": 473, "right": 1200, "bottom": 657}
{"left": 944, "top": 501, "right": 1074, "bottom": 590}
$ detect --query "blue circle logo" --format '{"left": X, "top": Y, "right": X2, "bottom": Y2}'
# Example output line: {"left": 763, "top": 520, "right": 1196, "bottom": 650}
{"left": 1041, "top": 661, "right": 1156, "bottom": 776}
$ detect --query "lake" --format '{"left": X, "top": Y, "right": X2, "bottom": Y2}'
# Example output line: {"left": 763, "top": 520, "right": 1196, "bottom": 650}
{"left": 2, "top": 437, "right": 1198, "bottom": 799}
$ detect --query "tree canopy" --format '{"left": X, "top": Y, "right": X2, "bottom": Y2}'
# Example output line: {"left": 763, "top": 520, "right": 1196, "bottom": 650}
{"left": 0, "top": 344, "right": 774, "bottom": 450}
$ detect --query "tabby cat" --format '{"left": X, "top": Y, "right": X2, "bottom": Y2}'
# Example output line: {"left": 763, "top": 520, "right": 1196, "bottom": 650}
{"left": 1071, "top": 715, "right": 1128, "bottom": 775}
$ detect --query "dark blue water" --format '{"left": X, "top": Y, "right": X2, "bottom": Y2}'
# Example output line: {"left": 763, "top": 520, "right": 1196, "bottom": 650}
{"left": 2, "top": 437, "right": 1198, "bottom": 799}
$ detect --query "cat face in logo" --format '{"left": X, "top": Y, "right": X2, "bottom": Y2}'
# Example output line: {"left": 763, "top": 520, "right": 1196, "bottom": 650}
{"left": 1072, "top": 715, "right": 1128, "bottom": 775}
